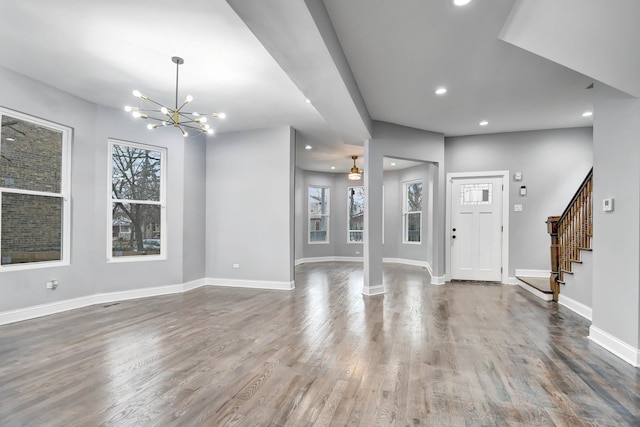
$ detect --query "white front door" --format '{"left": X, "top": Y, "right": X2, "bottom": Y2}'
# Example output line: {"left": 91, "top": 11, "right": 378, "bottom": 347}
{"left": 450, "top": 176, "right": 503, "bottom": 281}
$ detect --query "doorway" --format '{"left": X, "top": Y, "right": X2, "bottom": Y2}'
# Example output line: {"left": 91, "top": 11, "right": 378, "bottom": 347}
{"left": 446, "top": 171, "right": 509, "bottom": 283}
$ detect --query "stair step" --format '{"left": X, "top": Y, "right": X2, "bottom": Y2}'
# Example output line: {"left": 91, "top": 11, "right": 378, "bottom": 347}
{"left": 561, "top": 269, "right": 574, "bottom": 275}
{"left": 578, "top": 247, "right": 592, "bottom": 252}
{"left": 515, "top": 276, "right": 553, "bottom": 294}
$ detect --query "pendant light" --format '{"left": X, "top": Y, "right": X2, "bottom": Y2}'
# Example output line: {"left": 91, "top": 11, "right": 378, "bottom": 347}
{"left": 348, "top": 156, "right": 362, "bottom": 180}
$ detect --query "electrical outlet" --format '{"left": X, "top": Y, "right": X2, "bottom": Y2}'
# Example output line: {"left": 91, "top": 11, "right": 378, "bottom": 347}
{"left": 233, "top": 264, "right": 240, "bottom": 269}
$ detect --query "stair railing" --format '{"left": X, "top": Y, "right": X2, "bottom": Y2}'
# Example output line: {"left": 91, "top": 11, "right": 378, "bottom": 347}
{"left": 548, "top": 168, "right": 593, "bottom": 301}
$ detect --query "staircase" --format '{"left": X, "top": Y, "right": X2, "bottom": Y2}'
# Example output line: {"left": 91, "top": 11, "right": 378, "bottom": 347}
{"left": 547, "top": 169, "right": 593, "bottom": 302}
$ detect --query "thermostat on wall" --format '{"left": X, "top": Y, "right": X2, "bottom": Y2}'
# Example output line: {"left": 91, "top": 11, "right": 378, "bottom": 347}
{"left": 603, "top": 198, "right": 614, "bottom": 212}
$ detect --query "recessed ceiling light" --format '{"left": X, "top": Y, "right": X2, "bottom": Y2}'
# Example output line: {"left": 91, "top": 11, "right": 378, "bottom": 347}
{"left": 453, "top": 0, "right": 472, "bottom": 6}
{"left": 479, "top": 120, "right": 489, "bottom": 126}
{"left": 305, "top": 145, "right": 312, "bottom": 150}
{"left": 331, "top": 166, "right": 336, "bottom": 170}
{"left": 435, "top": 87, "right": 447, "bottom": 95}
{"left": 305, "top": 98, "right": 311, "bottom": 104}
{"left": 582, "top": 111, "right": 593, "bottom": 117}
{"left": 390, "top": 162, "right": 396, "bottom": 166}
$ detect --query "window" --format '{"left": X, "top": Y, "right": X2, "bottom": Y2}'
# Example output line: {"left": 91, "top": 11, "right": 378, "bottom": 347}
{"left": 403, "top": 180, "right": 422, "bottom": 243}
{"left": 461, "top": 183, "right": 492, "bottom": 205}
{"left": 0, "top": 108, "right": 71, "bottom": 269}
{"left": 109, "top": 140, "right": 165, "bottom": 261}
{"left": 347, "top": 186, "right": 364, "bottom": 243}
{"left": 308, "top": 186, "right": 329, "bottom": 243}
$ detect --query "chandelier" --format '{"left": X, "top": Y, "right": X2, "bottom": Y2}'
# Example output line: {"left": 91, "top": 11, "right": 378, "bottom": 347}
{"left": 348, "top": 156, "right": 362, "bottom": 180}
{"left": 125, "top": 56, "right": 225, "bottom": 137}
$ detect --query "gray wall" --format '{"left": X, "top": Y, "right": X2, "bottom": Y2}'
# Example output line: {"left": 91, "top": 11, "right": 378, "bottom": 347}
{"left": 0, "top": 66, "right": 192, "bottom": 312}
{"left": 369, "top": 122, "right": 445, "bottom": 283}
{"left": 183, "top": 136, "right": 207, "bottom": 282}
{"left": 206, "top": 127, "right": 295, "bottom": 284}
{"left": 445, "top": 127, "right": 593, "bottom": 282}
{"left": 592, "top": 83, "right": 640, "bottom": 349}
{"left": 386, "top": 164, "right": 432, "bottom": 263}
{"left": 296, "top": 163, "right": 432, "bottom": 264}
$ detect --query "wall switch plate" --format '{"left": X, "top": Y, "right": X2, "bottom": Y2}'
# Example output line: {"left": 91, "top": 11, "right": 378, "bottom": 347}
{"left": 514, "top": 172, "right": 522, "bottom": 181}
{"left": 603, "top": 198, "right": 614, "bottom": 212}
{"left": 514, "top": 204, "right": 523, "bottom": 212}
{"left": 233, "top": 263, "right": 240, "bottom": 269}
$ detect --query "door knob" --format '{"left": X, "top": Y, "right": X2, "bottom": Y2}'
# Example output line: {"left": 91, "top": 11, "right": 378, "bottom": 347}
{"left": 452, "top": 235, "right": 456, "bottom": 239}
{"left": 452, "top": 228, "right": 456, "bottom": 232}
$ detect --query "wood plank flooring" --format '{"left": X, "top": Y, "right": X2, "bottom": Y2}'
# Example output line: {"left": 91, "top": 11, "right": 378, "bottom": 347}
{"left": 0, "top": 262, "right": 639, "bottom": 426}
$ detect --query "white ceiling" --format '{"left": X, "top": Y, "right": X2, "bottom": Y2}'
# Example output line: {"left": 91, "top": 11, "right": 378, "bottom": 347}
{"left": 0, "top": 0, "right": 595, "bottom": 174}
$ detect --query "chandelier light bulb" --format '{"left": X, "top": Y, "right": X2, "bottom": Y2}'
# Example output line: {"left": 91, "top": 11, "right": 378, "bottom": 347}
{"left": 160, "top": 107, "right": 169, "bottom": 115}
{"left": 207, "top": 129, "right": 214, "bottom": 135}
{"left": 132, "top": 90, "right": 142, "bottom": 98}
{"left": 192, "top": 112, "right": 200, "bottom": 116}
{"left": 219, "top": 113, "right": 226, "bottom": 119}
{"left": 185, "top": 95, "right": 193, "bottom": 103}
{"left": 124, "top": 105, "right": 132, "bottom": 112}
{"left": 132, "top": 111, "right": 141, "bottom": 118}
{"left": 181, "top": 129, "right": 188, "bottom": 137}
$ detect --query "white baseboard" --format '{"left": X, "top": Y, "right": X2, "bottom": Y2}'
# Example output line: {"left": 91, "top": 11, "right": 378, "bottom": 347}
{"left": 431, "top": 276, "right": 446, "bottom": 285}
{"left": 515, "top": 269, "right": 550, "bottom": 278}
{"left": 515, "top": 279, "right": 553, "bottom": 302}
{"left": 295, "top": 256, "right": 432, "bottom": 269}
{"left": 362, "top": 284, "right": 385, "bottom": 296}
{"left": 506, "top": 277, "right": 519, "bottom": 285}
{"left": 589, "top": 326, "right": 640, "bottom": 367}
{"left": 558, "top": 294, "right": 592, "bottom": 321}
{"left": 295, "top": 256, "right": 362, "bottom": 265}
{"left": 207, "top": 278, "right": 294, "bottom": 291}
{"left": 382, "top": 258, "right": 429, "bottom": 268}
{"left": 0, "top": 278, "right": 207, "bottom": 326}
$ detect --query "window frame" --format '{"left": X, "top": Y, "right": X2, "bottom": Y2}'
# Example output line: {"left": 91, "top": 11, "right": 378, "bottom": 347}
{"left": 347, "top": 185, "right": 364, "bottom": 244}
{"left": 107, "top": 139, "right": 167, "bottom": 262}
{"left": 308, "top": 185, "right": 330, "bottom": 244}
{"left": 402, "top": 180, "right": 422, "bottom": 244}
{"left": 0, "top": 107, "right": 71, "bottom": 271}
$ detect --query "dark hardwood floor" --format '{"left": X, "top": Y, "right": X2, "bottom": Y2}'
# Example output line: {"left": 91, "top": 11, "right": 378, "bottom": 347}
{"left": 0, "top": 262, "right": 638, "bottom": 426}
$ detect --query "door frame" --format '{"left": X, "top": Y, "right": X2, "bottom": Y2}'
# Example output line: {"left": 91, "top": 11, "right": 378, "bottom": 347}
{"left": 445, "top": 170, "right": 510, "bottom": 284}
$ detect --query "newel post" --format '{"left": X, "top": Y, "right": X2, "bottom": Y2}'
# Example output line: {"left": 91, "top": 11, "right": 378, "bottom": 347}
{"left": 546, "top": 216, "right": 560, "bottom": 302}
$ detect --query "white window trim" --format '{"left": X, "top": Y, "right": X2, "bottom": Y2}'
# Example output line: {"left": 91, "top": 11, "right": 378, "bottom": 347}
{"left": 0, "top": 107, "right": 71, "bottom": 272}
{"left": 403, "top": 179, "right": 422, "bottom": 245}
{"left": 347, "top": 185, "right": 364, "bottom": 244}
{"left": 308, "top": 185, "right": 330, "bottom": 245}
{"left": 107, "top": 139, "right": 167, "bottom": 262}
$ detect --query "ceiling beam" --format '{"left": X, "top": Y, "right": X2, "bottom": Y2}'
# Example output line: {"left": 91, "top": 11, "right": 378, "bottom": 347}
{"left": 227, "top": 0, "right": 372, "bottom": 144}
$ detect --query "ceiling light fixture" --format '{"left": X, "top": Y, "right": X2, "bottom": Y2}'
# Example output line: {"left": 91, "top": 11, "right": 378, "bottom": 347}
{"left": 305, "top": 145, "right": 313, "bottom": 150}
{"left": 479, "top": 120, "right": 489, "bottom": 126}
{"left": 453, "top": 0, "right": 472, "bottom": 6}
{"left": 435, "top": 87, "right": 447, "bottom": 95}
{"left": 582, "top": 111, "right": 593, "bottom": 117}
{"left": 349, "top": 156, "right": 362, "bottom": 181}
{"left": 125, "top": 56, "right": 225, "bottom": 137}
{"left": 331, "top": 166, "right": 336, "bottom": 170}
{"left": 390, "top": 162, "right": 396, "bottom": 166}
